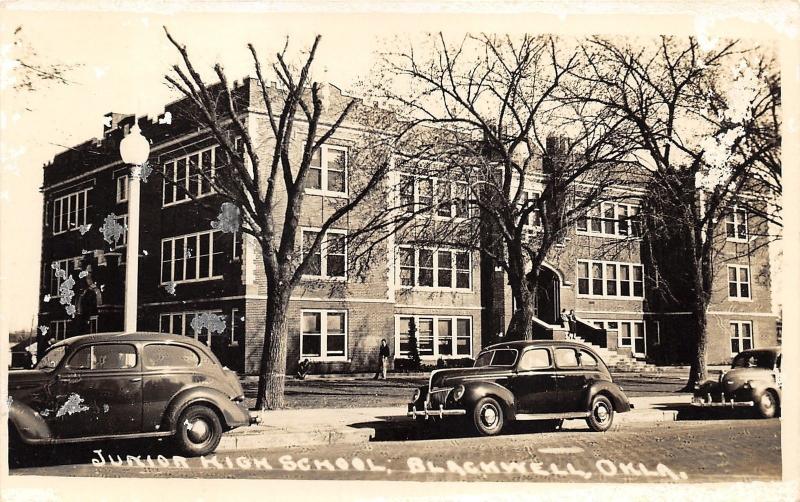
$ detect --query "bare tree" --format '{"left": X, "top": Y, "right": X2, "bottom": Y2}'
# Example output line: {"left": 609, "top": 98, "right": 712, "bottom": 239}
{"left": 376, "top": 33, "right": 638, "bottom": 340}
{"left": 163, "top": 29, "right": 406, "bottom": 409}
{"left": 576, "top": 36, "right": 781, "bottom": 388}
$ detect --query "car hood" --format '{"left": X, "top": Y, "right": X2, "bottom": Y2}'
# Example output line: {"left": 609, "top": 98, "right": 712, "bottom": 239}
{"left": 8, "top": 369, "right": 51, "bottom": 396}
{"left": 430, "top": 366, "right": 511, "bottom": 388}
{"left": 721, "top": 368, "right": 774, "bottom": 389}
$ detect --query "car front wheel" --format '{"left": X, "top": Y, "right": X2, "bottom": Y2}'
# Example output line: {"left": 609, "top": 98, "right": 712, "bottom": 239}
{"left": 586, "top": 395, "right": 614, "bottom": 432}
{"left": 175, "top": 405, "right": 223, "bottom": 456}
{"left": 757, "top": 390, "right": 779, "bottom": 419}
{"left": 472, "top": 397, "right": 504, "bottom": 436}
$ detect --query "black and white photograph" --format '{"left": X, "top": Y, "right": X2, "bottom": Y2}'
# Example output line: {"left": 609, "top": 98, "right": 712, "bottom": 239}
{"left": 1, "top": 1, "right": 797, "bottom": 500}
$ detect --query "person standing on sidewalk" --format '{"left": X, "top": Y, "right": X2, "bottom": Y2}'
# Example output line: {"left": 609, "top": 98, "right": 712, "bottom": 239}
{"left": 374, "top": 339, "right": 391, "bottom": 380}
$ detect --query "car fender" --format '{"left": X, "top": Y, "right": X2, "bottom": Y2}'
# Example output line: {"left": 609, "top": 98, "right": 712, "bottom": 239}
{"left": 9, "top": 399, "right": 53, "bottom": 444}
{"left": 583, "top": 381, "right": 631, "bottom": 412}
{"left": 747, "top": 381, "right": 781, "bottom": 405}
{"left": 460, "top": 381, "right": 517, "bottom": 420}
{"left": 163, "top": 386, "right": 247, "bottom": 432}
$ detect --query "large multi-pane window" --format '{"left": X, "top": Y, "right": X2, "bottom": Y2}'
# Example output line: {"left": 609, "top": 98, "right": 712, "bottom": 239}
{"left": 725, "top": 207, "right": 748, "bottom": 241}
{"left": 160, "top": 230, "right": 224, "bottom": 284}
{"left": 52, "top": 188, "right": 90, "bottom": 234}
{"left": 162, "top": 145, "right": 217, "bottom": 206}
{"left": 159, "top": 310, "right": 224, "bottom": 346}
{"left": 399, "top": 173, "right": 470, "bottom": 218}
{"left": 728, "top": 265, "right": 751, "bottom": 299}
{"left": 591, "top": 319, "right": 646, "bottom": 356}
{"left": 577, "top": 201, "right": 641, "bottom": 238}
{"left": 50, "top": 257, "right": 80, "bottom": 295}
{"left": 396, "top": 315, "right": 472, "bottom": 358}
{"left": 730, "top": 321, "right": 753, "bottom": 355}
{"left": 300, "top": 310, "right": 347, "bottom": 359}
{"left": 577, "top": 260, "right": 644, "bottom": 298}
{"left": 301, "top": 229, "right": 347, "bottom": 278}
{"left": 305, "top": 145, "right": 347, "bottom": 195}
{"left": 397, "top": 246, "right": 471, "bottom": 289}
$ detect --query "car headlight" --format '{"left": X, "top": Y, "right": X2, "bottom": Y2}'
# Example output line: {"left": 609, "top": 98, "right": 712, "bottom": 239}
{"left": 452, "top": 385, "right": 465, "bottom": 401}
{"left": 412, "top": 388, "right": 421, "bottom": 402}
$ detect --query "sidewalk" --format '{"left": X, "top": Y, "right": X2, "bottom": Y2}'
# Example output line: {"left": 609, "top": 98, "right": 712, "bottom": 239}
{"left": 217, "top": 394, "right": 693, "bottom": 452}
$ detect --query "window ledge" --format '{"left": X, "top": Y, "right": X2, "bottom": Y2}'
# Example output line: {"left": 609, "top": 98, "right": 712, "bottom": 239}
{"left": 576, "top": 294, "right": 644, "bottom": 301}
{"left": 303, "top": 357, "right": 350, "bottom": 363}
{"left": 304, "top": 189, "right": 349, "bottom": 199}
{"left": 160, "top": 276, "right": 224, "bottom": 286}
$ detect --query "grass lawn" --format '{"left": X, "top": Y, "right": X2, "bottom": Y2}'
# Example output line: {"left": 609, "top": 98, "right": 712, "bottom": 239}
{"left": 242, "top": 373, "right": 688, "bottom": 410}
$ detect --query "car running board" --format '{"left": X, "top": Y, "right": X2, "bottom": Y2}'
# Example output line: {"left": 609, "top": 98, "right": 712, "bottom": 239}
{"left": 515, "top": 412, "right": 591, "bottom": 420}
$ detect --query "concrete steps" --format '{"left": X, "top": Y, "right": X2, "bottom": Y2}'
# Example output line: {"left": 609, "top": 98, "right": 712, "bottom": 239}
{"left": 573, "top": 336, "right": 660, "bottom": 373}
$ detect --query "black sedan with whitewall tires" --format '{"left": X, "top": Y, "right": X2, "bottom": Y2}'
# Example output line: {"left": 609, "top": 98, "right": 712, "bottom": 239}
{"left": 407, "top": 340, "right": 632, "bottom": 435}
{"left": 692, "top": 347, "right": 782, "bottom": 418}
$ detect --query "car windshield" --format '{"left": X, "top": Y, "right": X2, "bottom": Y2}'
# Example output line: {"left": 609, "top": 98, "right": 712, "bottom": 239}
{"left": 474, "top": 349, "right": 518, "bottom": 367}
{"left": 732, "top": 350, "right": 778, "bottom": 369}
{"left": 35, "top": 345, "right": 66, "bottom": 371}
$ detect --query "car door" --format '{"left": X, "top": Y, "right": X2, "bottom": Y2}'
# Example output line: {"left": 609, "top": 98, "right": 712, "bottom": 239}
{"left": 141, "top": 342, "right": 203, "bottom": 432}
{"left": 552, "top": 347, "right": 586, "bottom": 412}
{"left": 512, "top": 347, "right": 560, "bottom": 414}
{"left": 51, "top": 342, "right": 142, "bottom": 438}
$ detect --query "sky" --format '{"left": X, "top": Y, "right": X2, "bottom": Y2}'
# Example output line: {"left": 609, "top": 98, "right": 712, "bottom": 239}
{"left": 0, "top": 2, "right": 796, "bottom": 333}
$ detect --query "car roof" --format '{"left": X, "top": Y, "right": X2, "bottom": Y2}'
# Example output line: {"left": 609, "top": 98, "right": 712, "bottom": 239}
{"left": 737, "top": 346, "right": 781, "bottom": 355}
{"left": 52, "top": 332, "right": 201, "bottom": 348}
{"left": 481, "top": 340, "right": 592, "bottom": 351}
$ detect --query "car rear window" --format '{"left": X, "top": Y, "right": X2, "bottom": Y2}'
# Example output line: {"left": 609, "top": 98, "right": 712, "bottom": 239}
{"left": 578, "top": 350, "right": 599, "bottom": 367}
{"left": 67, "top": 344, "right": 137, "bottom": 370}
{"left": 143, "top": 344, "right": 200, "bottom": 368}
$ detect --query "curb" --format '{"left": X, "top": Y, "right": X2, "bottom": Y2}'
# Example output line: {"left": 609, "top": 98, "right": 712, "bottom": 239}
{"left": 216, "top": 408, "right": 679, "bottom": 452}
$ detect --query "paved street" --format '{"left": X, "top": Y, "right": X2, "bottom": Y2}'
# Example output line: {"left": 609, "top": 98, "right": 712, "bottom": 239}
{"left": 10, "top": 418, "right": 780, "bottom": 483}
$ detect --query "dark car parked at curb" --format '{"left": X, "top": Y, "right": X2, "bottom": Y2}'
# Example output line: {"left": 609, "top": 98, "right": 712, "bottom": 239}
{"left": 408, "top": 340, "right": 632, "bottom": 435}
{"left": 8, "top": 332, "right": 260, "bottom": 457}
{"left": 692, "top": 347, "right": 782, "bottom": 418}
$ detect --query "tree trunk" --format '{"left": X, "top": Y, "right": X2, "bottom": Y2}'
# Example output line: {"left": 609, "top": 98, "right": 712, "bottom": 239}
{"left": 684, "top": 264, "right": 710, "bottom": 391}
{"left": 506, "top": 269, "right": 537, "bottom": 341}
{"left": 255, "top": 290, "right": 290, "bottom": 410}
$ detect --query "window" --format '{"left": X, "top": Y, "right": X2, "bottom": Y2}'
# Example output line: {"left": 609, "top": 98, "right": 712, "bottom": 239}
{"left": 162, "top": 146, "right": 217, "bottom": 206}
{"left": 491, "top": 349, "right": 518, "bottom": 366}
{"left": 725, "top": 207, "right": 748, "bottom": 241}
{"left": 88, "top": 316, "right": 98, "bottom": 334}
{"left": 577, "top": 260, "right": 644, "bottom": 299}
{"left": 67, "top": 344, "right": 137, "bottom": 370}
{"left": 159, "top": 311, "right": 224, "bottom": 346}
{"left": 554, "top": 348, "right": 579, "bottom": 368}
{"left": 730, "top": 321, "right": 753, "bottom": 355}
{"left": 728, "top": 265, "right": 751, "bottom": 299}
{"left": 519, "top": 190, "right": 542, "bottom": 228}
{"left": 143, "top": 344, "right": 200, "bottom": 368}
{"left": 116, "top": 175, "right": 129, "bottom": 203}
{"left": 52, "top": 188, "right": 90, "bottom": 234}
{"left": 519, "top": 348, "right": 551, "bottom": 370}
{"left": 304, "top": 145, "right": 347, "bottom": 194}
{"left": 397, "top": 315, "right": 472, "bottom": 358}
{"left": 50, "top": 320, "right": 69, "bottom": 341}
{"left": 160, "top": 230, "right": 223, "bottom": 284}
{"left": 578, "top": 201, "right": 641, "bottom": 238}
{"left": 300, "top": 310, "right": 348, "bottom": 359}
{"left": 578, "top": 349, "right": 598, "bottom": 367}
{"left": 592, "top": 320, "right": 644, "bottom": 355}
{"left": 50, "top": 257, "right": 80, "bottom": 295}
{"left": 301, "top": 229, "right": 347, "bottom": 278}
{"left": 396, "top": 246, "right": 471, "bottom": 290}
{"left": 398, "top": 173, "right": 472, "bottom": 218}
{"left": 112, "top": 214, "right": 128, "bottom": 250}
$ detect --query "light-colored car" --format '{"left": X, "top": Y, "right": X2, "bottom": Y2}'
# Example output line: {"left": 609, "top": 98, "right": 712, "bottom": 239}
{"left": 692, "top": 347, "right": 782, "bottom": 418}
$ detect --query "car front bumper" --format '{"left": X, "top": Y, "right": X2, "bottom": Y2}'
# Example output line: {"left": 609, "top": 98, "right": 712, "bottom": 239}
{"left": 691, "top": 394, "right": 754, "bottom": 408}
{"left": 407, "top": 403, "right": 467, "bottom": 419}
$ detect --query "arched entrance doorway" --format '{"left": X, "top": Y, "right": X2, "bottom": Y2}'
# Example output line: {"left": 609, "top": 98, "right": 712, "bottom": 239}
{"left": 529, "top": 264, "right": 561, "bottom": 325}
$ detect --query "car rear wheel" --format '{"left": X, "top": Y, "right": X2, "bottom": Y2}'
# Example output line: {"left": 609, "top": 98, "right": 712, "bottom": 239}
{"left": 757, "top": 390, "right": 779, "bottom": 419}
{"left": 174, "top": 405, "right": 223, "bottom": 456}
{"left": 586, "top": 395, "right": 614, "bottom": 432}
{"left": 472, "top": 397, "right": 504, "bottom": 436}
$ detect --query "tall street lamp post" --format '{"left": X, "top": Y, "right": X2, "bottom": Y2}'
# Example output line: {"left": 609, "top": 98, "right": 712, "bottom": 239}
{"left": 119, "top": 122, "right": 150, "bottom": 333}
